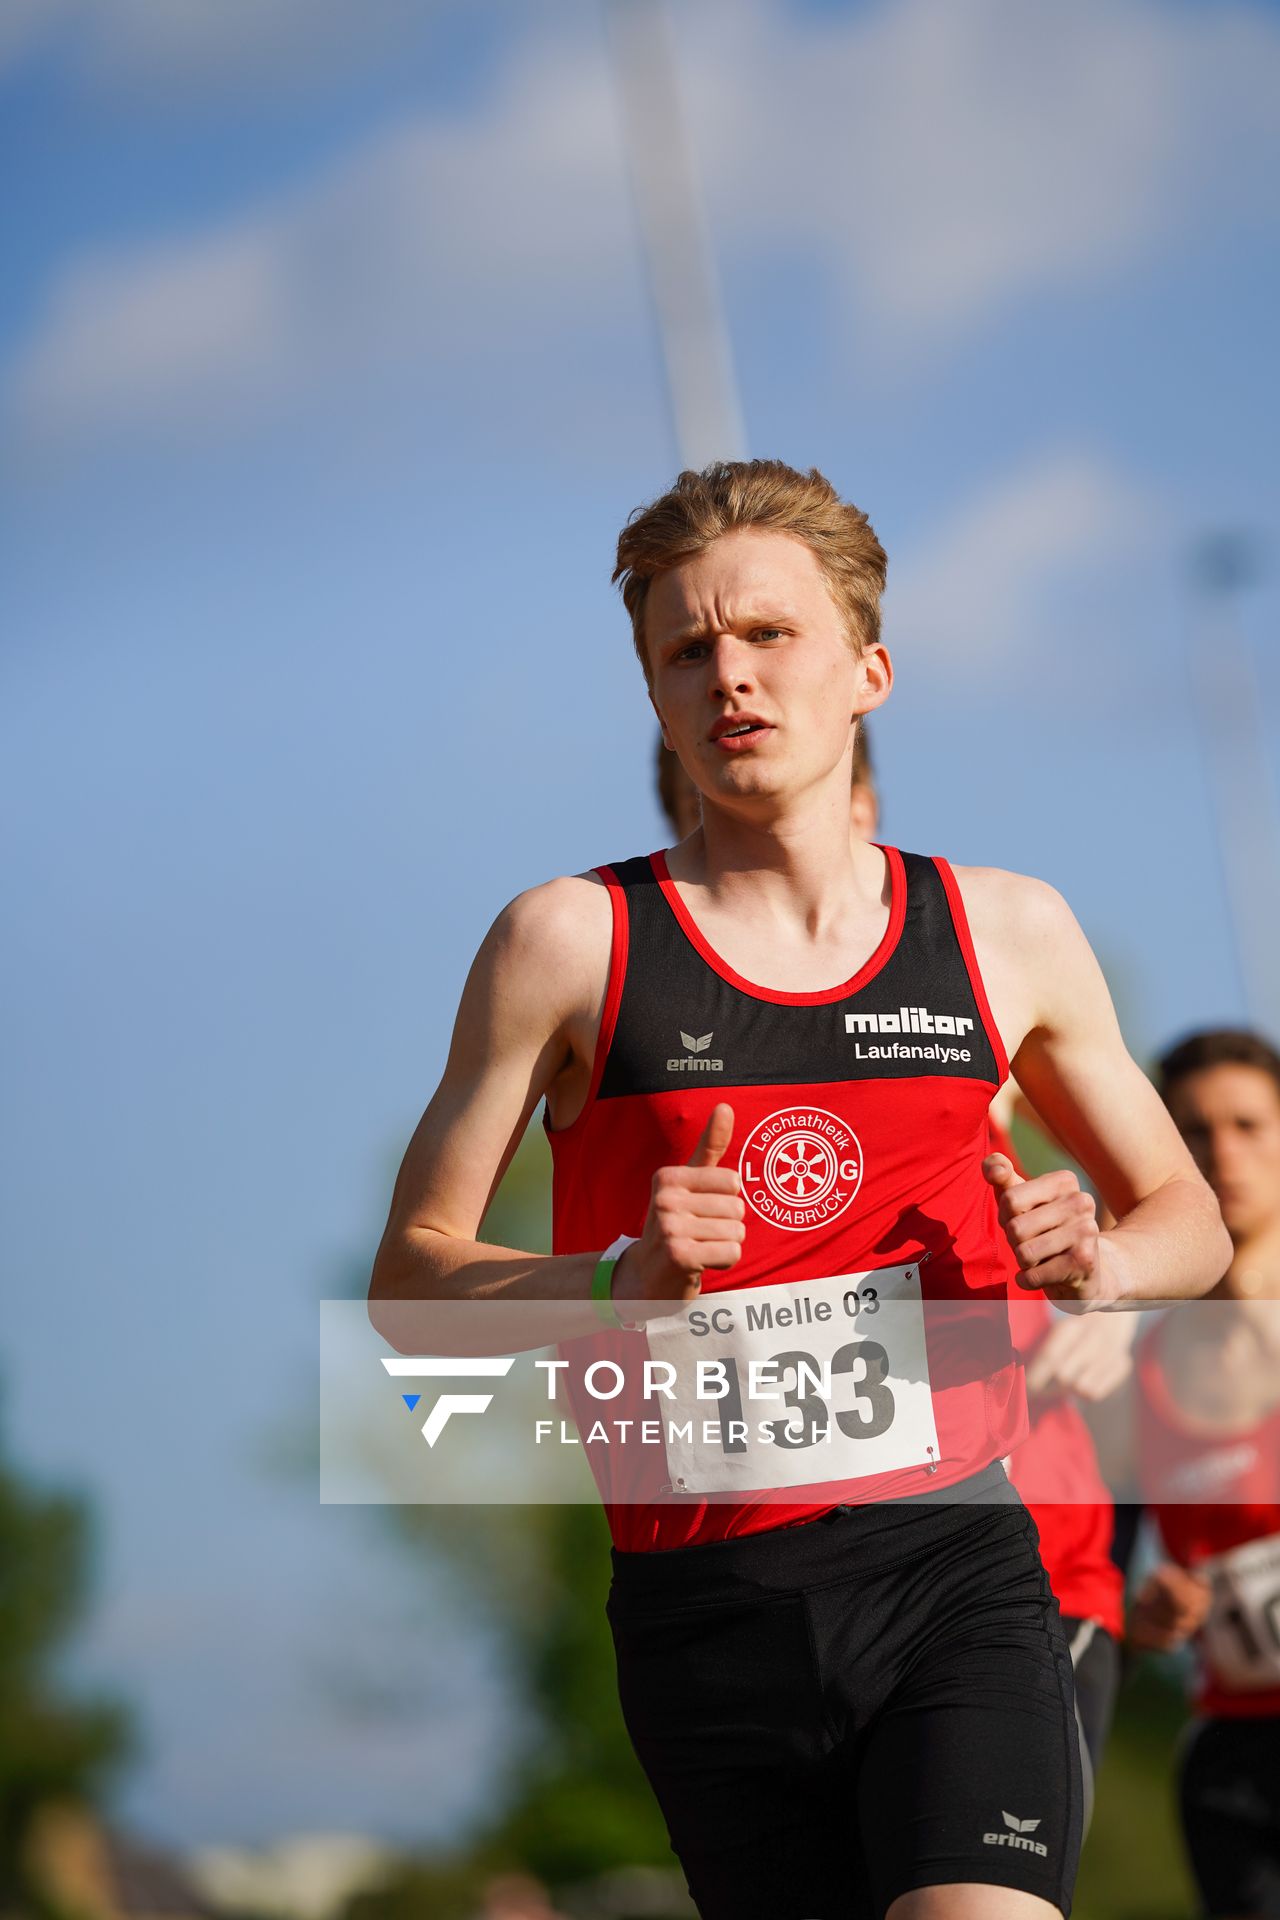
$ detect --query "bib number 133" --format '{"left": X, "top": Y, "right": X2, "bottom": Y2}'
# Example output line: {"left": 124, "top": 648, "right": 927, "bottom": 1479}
{"left": 643, "top": 1263, "right": 940, "bottom": 1495}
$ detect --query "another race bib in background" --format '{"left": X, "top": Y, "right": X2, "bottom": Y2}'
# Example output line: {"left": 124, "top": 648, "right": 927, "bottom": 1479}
{"left": 1201, "top": 1532, "right": 1280, "bottom": 1692}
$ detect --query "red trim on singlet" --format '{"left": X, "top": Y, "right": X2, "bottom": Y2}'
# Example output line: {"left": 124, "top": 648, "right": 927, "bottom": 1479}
{"left": 933, "top": 856, "right": 1010, "bottom": 1085}
{"left": 546, "top": 867, "right": 629, "bottom": 1144}
{"left": 651, "top": 843, "right": 908, "bottom": 1006}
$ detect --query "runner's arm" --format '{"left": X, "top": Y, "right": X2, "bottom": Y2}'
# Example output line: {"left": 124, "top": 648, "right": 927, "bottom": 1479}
{"left": 369, "top": 876, "right": 610, "bottom": 1353}
{"left": 369, "top": 876, "right": 745, "bottom": 1353}
{"left": 992, "top": 877, "right": 1230, "bottom": 1304}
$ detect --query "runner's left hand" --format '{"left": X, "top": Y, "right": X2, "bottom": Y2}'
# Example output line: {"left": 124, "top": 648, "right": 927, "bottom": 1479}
{"left": 983, "top": 1155, "right": 1110, "bottom": 1304}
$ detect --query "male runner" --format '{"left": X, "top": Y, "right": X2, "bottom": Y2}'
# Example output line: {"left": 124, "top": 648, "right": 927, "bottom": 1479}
{"left": 1128, "top": 1029, "right": 1280, "bottom": 1920}
{"left": 656, "top": 736, "right": 1128, "bottom": 1817}
{"left": 371, "top": 460, "right": 1228, "bottom": 1919}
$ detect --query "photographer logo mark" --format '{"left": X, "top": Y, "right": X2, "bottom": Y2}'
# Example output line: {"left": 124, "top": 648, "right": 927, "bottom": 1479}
{"left": 381, "top": 1356, "right": 514, "bottom": 1446}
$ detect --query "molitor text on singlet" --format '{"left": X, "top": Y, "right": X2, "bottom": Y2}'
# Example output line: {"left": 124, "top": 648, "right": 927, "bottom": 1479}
{"left": 739, "top": 1105, "right": 864, "bottom": 1232}
{"left": 845, "top": 1006, "right": 975, "bottom": 1065}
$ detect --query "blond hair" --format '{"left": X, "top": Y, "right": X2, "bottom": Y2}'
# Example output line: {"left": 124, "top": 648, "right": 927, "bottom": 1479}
{"left": 614, "top": 459, "right": 887, "bottom": 673}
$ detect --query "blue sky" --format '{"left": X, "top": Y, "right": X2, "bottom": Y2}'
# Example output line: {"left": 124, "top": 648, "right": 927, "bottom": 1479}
{"left": 3, "top": 0, "right": 1279, "bottom": 1851}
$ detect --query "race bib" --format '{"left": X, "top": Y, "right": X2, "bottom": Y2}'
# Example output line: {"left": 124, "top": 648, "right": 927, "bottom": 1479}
{"left": 1200, "top": 1532, "right": 1280, "bottom": 1692}
{"left": 642, "top": 1264, "right": 940, "bottom": 1495}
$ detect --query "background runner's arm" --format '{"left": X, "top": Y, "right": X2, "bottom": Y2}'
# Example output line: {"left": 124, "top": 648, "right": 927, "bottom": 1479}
{"left": 996, "top": 878, "right": 1230, "bottom": 1303}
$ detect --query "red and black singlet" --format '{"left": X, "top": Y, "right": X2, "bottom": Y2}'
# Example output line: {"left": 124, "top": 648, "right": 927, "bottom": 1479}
{"left": 548, "top": 845, "right": 1028, "bottom": 1552}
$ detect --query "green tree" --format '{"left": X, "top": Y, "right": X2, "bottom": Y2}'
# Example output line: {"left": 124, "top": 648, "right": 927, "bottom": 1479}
{"left": 0, "top": 1391, "right": 132, "bottom": 1914}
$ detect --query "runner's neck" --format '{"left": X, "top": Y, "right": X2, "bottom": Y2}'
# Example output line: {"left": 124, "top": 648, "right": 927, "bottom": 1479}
{"left": 662, "top": 837, "right": 893, "bottom": 998}
{"left": 669, "top": 803, "right": 887, "bottom": 936}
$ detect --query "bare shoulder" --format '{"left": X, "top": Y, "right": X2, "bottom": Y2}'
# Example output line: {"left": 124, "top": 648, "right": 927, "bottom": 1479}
{"left": 490, "top": 869, "right": 611, "bottom": 960}
{"left": 948, "top": 865, "right": 1103, "bottom": 1058}
{"left": 472, "top": 870, "right": 613, "bottom": 1027}
{"left": 949, "top": 864, "right": 1083, "bottom": 951}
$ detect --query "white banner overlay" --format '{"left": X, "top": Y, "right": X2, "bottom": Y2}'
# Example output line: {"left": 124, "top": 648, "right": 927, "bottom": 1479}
{"left": 321, "top": 1298, "right": 1280, "bottom": 1508}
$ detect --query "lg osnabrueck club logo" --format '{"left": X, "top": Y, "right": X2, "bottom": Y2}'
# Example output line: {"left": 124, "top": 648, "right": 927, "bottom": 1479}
{"left": 381, "top": 1356, "right": 514, "bottom": 1445}
{"left": 738, "top": 1106, "right": 863, "bottom": 1233}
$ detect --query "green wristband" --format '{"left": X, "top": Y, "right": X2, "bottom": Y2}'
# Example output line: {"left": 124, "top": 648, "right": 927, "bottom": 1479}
{"left": 592, "top": 1234, "right": 639, "bottom": 1331}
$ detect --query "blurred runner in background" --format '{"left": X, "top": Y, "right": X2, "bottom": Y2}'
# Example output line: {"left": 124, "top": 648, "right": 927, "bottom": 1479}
{"left": 657, "top": 729, "right": 1130, "bottom": 1822}
{"left": 1130, "top": 1029, "right": 1280, "bottom": 1920}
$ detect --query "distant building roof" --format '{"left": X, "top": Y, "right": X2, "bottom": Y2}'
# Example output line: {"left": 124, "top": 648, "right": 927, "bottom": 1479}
{"left": 104, "top": 1830, "right": 217, "bottom": 1919}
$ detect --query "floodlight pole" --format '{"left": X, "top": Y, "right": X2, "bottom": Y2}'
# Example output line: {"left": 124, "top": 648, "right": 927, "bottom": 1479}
{"left": 1188, "top": 533, "right": 1280, "bottom": 1039}
{"left": 604, "top": 0, "right": 746, "bottom": 467}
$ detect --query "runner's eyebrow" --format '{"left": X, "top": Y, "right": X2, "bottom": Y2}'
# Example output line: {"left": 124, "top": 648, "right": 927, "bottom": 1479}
{"left": 666, "top": 611, "right": 793, "bottom": 646}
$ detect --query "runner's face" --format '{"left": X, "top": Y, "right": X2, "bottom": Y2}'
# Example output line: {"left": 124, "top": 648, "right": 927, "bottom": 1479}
{"left": 1167, "top": 1065, "right": 1280, "bottom": 1243}
{"left": 645, "top": 529, "right": 889, "bottom": 810}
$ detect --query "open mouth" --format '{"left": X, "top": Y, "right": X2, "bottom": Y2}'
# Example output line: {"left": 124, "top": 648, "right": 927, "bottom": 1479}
{"left": 712, "top": 719, "right": 772, "bottom": 748}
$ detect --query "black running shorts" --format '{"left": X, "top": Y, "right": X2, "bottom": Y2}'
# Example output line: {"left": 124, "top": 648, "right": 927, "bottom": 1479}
{"left": 1179, "top": 1714, "right": 1280, "bottom": 1919}
{"left": 607, "top": 1463, "right": 1082, "bottom": 1919}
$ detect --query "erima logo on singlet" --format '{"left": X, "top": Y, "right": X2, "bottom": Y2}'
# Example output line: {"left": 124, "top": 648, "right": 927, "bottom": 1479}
{"left": 845, "top": 1007, "right": 974, "bottom": 1037}
{"left": 667, "top": 1030, "right": 723, "bottom": 1073}
{"left": 983, "top": 1813, "right": 1047, "bottom": 1857}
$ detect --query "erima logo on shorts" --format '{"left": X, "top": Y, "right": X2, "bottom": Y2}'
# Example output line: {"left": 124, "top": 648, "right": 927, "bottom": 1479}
{"left": 667, "top": 1029, "right": 723, "bottom": 1073}
{"left": 845, "top": 1007, "right": 974, "bottom": 1037}
{"left": 983, "top": 1812, "right": 1047, "bottom": 1857}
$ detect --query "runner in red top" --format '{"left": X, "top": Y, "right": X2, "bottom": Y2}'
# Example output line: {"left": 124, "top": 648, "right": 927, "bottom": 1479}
{"left": 1129, "top": 1029, "right": 1280, "bottom": 1920}
{"left": 371, "top": 460, "right": 1227, "bottom": 1920}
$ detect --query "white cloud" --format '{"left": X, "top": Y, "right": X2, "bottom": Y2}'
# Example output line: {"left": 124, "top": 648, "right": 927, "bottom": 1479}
{"left": 9, "top": 0, "right": 1280, "bottom": 447}
{"left": 887, "top": 450, "right": 1156, "bottom": 668}
{"left": 0, "top": 0, "right": 475, "bottom": 93}
{"left": 7, "top": 33, "right": 634, "bottom": 443}
{"left": 683, "top": 0, "right": 1280, "bottom": 343}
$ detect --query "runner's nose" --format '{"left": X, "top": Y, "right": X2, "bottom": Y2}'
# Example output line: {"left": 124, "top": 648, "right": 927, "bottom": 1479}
{"left": 708, "top": 633, "right": 756, "bottom": 698}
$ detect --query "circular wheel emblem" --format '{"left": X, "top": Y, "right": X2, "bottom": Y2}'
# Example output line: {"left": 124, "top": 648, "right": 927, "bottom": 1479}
{"left": 764, "top": 1130, "right": 838, "bottom": 1206}
{"left": 740, "top": 1106, "right": 863, "bottom": 1232}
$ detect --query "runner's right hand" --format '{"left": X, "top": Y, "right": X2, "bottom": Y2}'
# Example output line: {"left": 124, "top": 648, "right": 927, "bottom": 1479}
{"left": 1128, "top": 1561, "right": 1212, "bottom": 1652}
{"left": 613, "top": 1103, "right": 744, "bottom": 1311}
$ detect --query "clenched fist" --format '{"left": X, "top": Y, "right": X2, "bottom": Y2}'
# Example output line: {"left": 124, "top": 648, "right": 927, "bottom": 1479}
{"left": 1128, "top": 1562, "right": 1212, "bottom": 1653}
{"left": 613, "top": 1103, "right": 745, "bottom": 1314}
{"left": 984, "top": 1154, "right": 1107, "bottom": 1303}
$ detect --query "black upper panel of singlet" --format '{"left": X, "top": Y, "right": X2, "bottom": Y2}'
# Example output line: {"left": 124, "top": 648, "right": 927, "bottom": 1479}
{"left": 596, "top": 850, "right": 999, "bottom": 1098}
